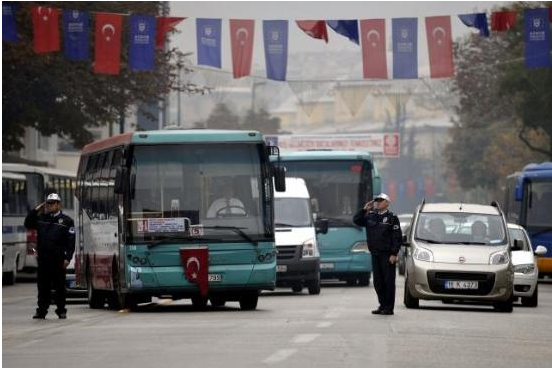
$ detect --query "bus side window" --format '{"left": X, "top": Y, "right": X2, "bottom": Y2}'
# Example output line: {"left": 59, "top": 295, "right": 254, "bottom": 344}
{"left": 109, "top": 149, "right": 123, "bottom": 219}
{"left": 99, "top": 151, "right": 114, "bottom": 220}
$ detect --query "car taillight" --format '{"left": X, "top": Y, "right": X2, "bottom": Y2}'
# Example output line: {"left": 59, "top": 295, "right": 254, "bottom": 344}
{"left": 26, "top": 229, "right": 37, "bottom": 255}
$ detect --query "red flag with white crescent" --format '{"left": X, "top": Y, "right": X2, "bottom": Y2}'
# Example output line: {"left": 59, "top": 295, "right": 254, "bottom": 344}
{"left": 230, "top": 19, "right": 255, "bottom": 78}
{"left": 156, "top": 17, "right": 186, "bottom": 49}
{"left": 179, "top": 247, "right": 209, "bottom": 297}
{"left": 425, "top": 16, "right": 454, "bottom": 78}
{"left": 296, "top": 20, "right": 328, "bottom": 42}
{"left": 31, "top": 6, "right": 60, "bottom": 53}
{"left": 94, "top": 13, "right": 123, "bottom": 75}
{"left": 360, "top": 19, "right": 387, "bottom": 79}
{"left": 491, "top": 11, "right": 517, "bottom": 31}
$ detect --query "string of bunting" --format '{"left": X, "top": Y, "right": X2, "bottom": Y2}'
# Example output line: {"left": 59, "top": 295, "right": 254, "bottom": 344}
{"left": 2, "top": 3, "right": 551, "bottom": 79}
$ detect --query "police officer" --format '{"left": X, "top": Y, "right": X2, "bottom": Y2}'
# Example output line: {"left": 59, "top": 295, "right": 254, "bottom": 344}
{"left": 24, "top": 193, "right": 75, "bottom": 319}
{"left": 353, "top": 193, "right": 402, "bottom": 315}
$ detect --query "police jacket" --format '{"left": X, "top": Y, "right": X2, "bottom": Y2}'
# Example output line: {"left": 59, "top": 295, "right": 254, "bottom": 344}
{"left": 24, "top": 209, "right": 75, "bottom": 261}
{"left": 353, "top": 208, "right": 402, "bottom": 255}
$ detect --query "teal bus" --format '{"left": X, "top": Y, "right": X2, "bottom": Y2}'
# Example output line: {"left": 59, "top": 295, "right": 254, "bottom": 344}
{"left": 74, "top": 130, "right": 285, "bottom": 310}
{"left": 278, "top": 151, "right": 381, "bottom": 286}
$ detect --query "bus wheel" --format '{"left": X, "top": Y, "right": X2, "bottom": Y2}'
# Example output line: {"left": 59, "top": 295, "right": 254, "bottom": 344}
{"left": 239, "top": 292, "right": 259, "bottom": 310}
{"left": 308, "top": 281, "right": 321, "bottom": 295}
{"left": 191, "top": 296, "right": 208, "bottom": 310}
{"left": 209, "top": 297, "right": 226, "bottom": 307}
{"left": 291, "top": 285, "right": 303, "bottom": 293}
{"left": 87, "top": 273, "right": 105, "bottom": 309}
{"left": 358, "top": 273, "right": 371, "bottom": 287}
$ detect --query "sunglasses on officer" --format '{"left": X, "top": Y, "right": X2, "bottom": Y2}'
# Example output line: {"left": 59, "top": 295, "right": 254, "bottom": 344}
{"left": 374, "top": 198, "right": 386, "bottom": 202}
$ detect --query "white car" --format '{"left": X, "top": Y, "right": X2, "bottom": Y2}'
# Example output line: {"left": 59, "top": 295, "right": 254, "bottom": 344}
{"left": 508, "top": 223, "right": 547, "bottom": 307}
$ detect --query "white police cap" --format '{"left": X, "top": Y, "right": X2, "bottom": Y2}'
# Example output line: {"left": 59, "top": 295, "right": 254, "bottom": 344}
{"left": 374, "top": 193, "right": 390, "bottom": 201}
{"left": 46, "top": 193, "right": 61, "bottom": 202}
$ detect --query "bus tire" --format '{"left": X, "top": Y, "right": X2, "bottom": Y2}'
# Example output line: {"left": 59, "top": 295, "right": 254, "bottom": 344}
{"left": 209, "top": 297, "right": 226, "bottom": 307}
{"left": 239, "top": 292, "right": 259, "bottom": 310}
{"left": 87, "top": 269, "right": 105, "bottom": 309}
{"left": 291, "top": 285, "right": 303, "bottom": 293}
{"left": 191, "top": 295, "right": 208, "bottom": 310}
{"left": 346, "top": 278, "right": 357, "bottom": 286}
{"left": 358, "top": 273, "right": 371, "bottom": 287}
{"left": 308, "top": 281, "right": 321, "bottom": 295}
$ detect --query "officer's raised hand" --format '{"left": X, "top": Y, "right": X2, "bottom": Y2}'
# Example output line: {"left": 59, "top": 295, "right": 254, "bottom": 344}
{"left": 363, "top": 200, "right": 374, "bottom": 211}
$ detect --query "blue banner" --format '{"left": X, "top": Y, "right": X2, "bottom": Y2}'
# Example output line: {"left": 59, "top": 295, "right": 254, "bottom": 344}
{"left": 458, "top": 13, "right": 489, "bottom": 37}
{"left": 197, "top": 18, "right": 222, "bottom": 68}
{"left": 63, "top": 10, "right": 89, "bottom": 61}
{"left": 129, "top": 15, "right": 156, "bottom": 70}
{"left": 326, "top": 20, "right": 359, "bottom": 44}
{"left": 2, "top": 3, "right": 17, "bottom": 42}
{"left": 263, "top": 20, "right": 288, "bottom": 81}
{"left": 524, "top": 8, "right": 551, "bottom": 69}
{"left": 392, "top": 18, "right": 418, "bottom": 79}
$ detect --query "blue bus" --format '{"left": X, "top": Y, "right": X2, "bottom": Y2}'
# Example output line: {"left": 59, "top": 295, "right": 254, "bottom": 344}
{"left": 279, "top": 151, "right": 381, "bottom": 286}
{"left": 75, "top": 130, "right": 285, "bottom": 310}
{"left": 503, "top": 162, "right": 552, "bottom": 277}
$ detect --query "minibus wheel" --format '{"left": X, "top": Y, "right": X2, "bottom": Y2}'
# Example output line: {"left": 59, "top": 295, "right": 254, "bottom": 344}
{"left": 239, "top": 291, "right": 259, "bottom": 310}
{"left": 210, "top": 297, "right": 226, "bottom": 307}
{"left": 191, "top": 295, "right": 208, "bottom": 310}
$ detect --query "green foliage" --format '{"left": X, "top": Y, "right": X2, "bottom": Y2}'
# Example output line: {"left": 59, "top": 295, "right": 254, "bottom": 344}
{"left": 2, "top": 1, "right": 200, "bottom": 151}
{"left": 200, "top": 103, "right": 282, "bottom": 134}
{"left": 446, "top": 1, "right": 551, "bottom": 191}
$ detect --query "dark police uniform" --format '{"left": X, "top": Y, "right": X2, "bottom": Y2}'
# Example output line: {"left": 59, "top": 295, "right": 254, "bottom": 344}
{"left": 24, "top": 209, "right": 75, "bottom": 317}
{"left": 353, "top": 208, "right": 402, "bottom": 313}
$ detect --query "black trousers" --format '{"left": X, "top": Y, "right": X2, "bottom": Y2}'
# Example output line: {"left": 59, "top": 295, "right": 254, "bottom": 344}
{"left": 36, "top": 254, "right": 66, "bottom": 315}
{"left": 371, "top": 252, "right": 396, "bottom": 311}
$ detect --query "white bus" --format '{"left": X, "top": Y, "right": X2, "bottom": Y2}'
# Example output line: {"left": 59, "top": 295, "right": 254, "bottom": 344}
{"left": 2, "top": 163, "right": 76, "bottom": 276}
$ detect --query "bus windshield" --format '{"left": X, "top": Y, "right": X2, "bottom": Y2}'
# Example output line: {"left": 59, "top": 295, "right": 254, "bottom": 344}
{"left": 525, "top": 179, "right": 552, "bottom": 229}
{"left": 282, "top": 160, "right": 366, "bottom": 225}
{"left": 128, "top": 144, "right": 270, "bottom": 243}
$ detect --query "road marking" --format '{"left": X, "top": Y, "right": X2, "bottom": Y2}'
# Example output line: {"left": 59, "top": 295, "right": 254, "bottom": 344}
{"left": 316, "top": 321, "right": 333, "bottom": 328}
{"left": 263, "top": 349, "right": 298, "bottom": 364}
{"left": 292, "top": 333, "right": 320, "bottom": 344}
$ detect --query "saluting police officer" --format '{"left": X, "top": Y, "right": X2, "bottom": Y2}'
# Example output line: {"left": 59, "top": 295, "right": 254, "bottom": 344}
{"left": 353, "top": 193, "right": 402, "bottom": 315}
{"left": 24, "top": 193, "right": 75, "bottom": 319}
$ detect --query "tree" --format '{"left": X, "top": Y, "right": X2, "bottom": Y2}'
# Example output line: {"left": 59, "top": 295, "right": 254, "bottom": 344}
{"left": 241, "top": 108, "right": 281, "bottom": 134}
{"left": 2, "top": 1, "right": 202, "bottom": 151}
{"left": 446, "top": 2, "right": 550, "bottom": 192}
{"left": 202, "top": 103, "right": 241, "bottom": 130}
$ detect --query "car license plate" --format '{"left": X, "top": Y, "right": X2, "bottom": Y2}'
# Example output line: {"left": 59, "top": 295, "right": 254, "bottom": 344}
{"left": 444, "top": 280, "right": 478, "bottom": 290}
{"left": 277, "top": 265, "right": 287, "bottom": 273}
{"left": 320, "top": 263, "right": 334, "bottom": 269}
{"left": 208, "top": 274, "right": 222, "bottom": 282}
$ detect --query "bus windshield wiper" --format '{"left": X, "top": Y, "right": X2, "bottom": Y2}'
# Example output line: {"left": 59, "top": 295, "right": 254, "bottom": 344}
{"left": 147, "top": 234, "right": 217, "bottom": 248}
{"left": 202, "top": 226, "right": 258, "bottom": 246}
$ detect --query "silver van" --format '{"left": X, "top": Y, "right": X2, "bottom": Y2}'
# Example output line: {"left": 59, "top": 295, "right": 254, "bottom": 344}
{"left": 403, "top": 202, "right": 514, "bottom": 312}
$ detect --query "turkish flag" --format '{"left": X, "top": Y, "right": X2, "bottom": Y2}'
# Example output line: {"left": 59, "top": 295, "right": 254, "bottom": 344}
{"left": 491, "top": 11, "right": 516, "bottom": 31}
{"left": 360, "top": 19, "right": 387, "bottom": 79}
{"left": 94, "top": 13, "right": 123, "bottom": 75}
{"left": 406, "top": 179, "right": 416, "bottom": 199}
{"left": 425, "top": 16, "right": 454, "bottom": 78}
{"left": 31, "top": 6, "right": 60, "bottom": 53}
{"left": 230, "top": 19, "right": 255, "bottom": 78}
{"left": 388, "top": 179, "right": 397, "bottom": 202}
{"left": 179, "top": 247, "right": 209, "bottom": 297}
{"left": 156, "top": 17, "right": 186, "bottom": 49}
{"left": 296, "top": 20, "right": 328, "bottom": 42}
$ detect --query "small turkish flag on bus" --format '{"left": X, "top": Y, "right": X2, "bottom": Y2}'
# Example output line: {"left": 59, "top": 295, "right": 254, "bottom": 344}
{"left": 180, "top": 247, "right": 209, "bottom": 297}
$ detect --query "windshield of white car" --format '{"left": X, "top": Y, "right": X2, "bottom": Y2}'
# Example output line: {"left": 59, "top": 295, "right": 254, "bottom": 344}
{"left": 415, "top": 212, "right": 507, "bottom": 245}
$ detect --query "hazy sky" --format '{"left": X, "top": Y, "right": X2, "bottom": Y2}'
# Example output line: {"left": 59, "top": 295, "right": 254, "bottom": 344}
{"left": 169, "top": 1, "right": 510, "bottom": 79}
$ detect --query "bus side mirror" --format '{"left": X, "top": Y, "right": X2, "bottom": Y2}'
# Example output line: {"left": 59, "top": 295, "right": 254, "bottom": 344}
{"left": 274, "top": 166, "right": 286, "bottom": 192}
{"left": 316, "top": 219, "right": 329, "bottom": 235}
{"left": 514, "top": 185, "right": 522, "bottom": 201}
{"left": 534, "top": 245, "right": 547, "bottom": 256}
{"left": 114, "top": 167, "right": 124, "bottom": 194}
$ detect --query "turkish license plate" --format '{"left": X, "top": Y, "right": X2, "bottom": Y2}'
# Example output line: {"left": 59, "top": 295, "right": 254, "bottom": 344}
{"left": 444, "top": 280, "right": 478, "bottom": 290}
{"left": 320, "top": 263, "right": 334, "bottom": 270}
{"left": 277, "top": 265, "right": 287, "bottom": 273}
{"left": 208, "top": 274, "right": 222, "bottom": 282}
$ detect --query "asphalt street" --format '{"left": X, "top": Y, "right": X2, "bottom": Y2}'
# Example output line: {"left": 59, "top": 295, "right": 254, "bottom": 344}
{"left": 3, "top": 276, "right": 552, "bottom": 368}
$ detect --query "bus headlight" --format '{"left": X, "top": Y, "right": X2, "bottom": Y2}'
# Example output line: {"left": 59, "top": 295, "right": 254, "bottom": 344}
{"left": 514, "top": 264, "right": 535, "bottom": 274}
{"left": 413, "top": 247, "right": 434, "bottom": 262}
{"left": 351, "top": 241, "right": 370, "bottom": 253}
{"left": 302, "top": 238, "right": 319, "bottom": 258}
{"left": 489, "top": 251, "right": 509, "bottom": 265}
